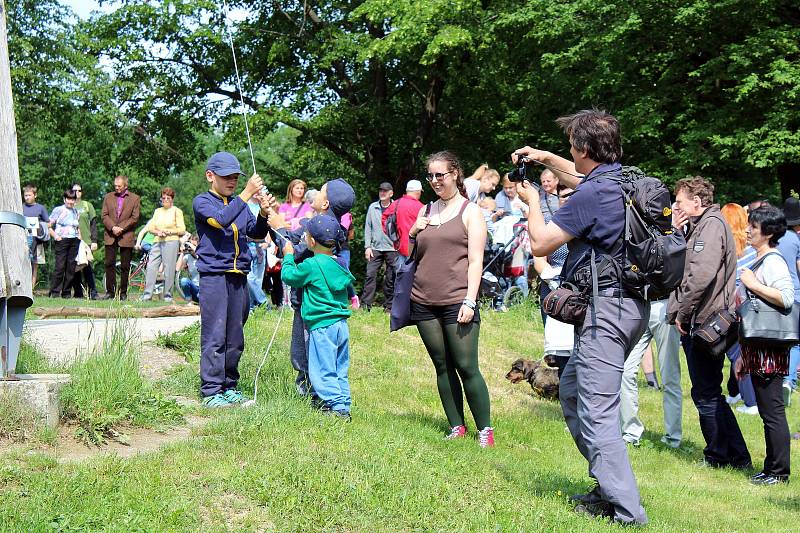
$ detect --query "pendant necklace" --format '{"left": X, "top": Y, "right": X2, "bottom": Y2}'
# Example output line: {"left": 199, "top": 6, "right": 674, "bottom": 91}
{"left": 436, "top": 190, "right": 460, "bottom": 228}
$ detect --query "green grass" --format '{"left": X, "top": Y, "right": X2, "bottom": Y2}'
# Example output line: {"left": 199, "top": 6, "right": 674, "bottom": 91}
{"left": 2, "top": 304, "right": 800, "bottom": 531}
{"left": 58, "top": 321, "right": 183, "bottom": 445}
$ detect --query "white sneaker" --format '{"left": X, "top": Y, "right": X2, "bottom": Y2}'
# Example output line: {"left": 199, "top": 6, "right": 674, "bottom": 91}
{"left": 782, "top": 382, "right": 792, "bottom": 407}
{"left": 725, "top": 393, "right": 742, "bottom": 405}
{"left": 736, "top": 404, "right": 759, "bottom": 415}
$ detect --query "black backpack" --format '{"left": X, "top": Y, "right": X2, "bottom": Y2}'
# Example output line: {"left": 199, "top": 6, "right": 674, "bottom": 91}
{"left": 383, "top": 200, "right": 401, "bottom": 246}
{"left": 566, "top": 167, "right": 686, "bottom": 301}
{"left": 610, "top": 166, "right": 687, "bottom": 300}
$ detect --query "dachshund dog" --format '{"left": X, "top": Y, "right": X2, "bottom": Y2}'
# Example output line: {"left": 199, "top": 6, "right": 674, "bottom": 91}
{"left": 505, "top": 358, "right": 559, "bottom": 400}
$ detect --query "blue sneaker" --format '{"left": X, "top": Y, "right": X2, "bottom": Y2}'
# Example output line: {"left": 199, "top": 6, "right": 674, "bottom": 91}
{"left": 202, "top": 393, "right": 233, "bottom": 408}
{"left": 222, "top": 389, "right": 249, "bottom": 405}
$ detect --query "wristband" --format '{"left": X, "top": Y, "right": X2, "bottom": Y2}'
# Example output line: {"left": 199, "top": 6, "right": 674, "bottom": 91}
{"left": 462, "top": 298, "right": 476, "bottom": 310}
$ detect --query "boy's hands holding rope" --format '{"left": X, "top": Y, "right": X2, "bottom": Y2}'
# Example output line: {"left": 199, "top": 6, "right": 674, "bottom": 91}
{"left": 253, "top": 190, "right": 280, "bottom": 221}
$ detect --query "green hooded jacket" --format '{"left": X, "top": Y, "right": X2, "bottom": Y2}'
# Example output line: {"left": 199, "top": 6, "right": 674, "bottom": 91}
{"left": 282, "top": 253, "right": 355, "bottom": 331}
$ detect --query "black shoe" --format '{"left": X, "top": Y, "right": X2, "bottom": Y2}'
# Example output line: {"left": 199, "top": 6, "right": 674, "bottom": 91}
{"left": 750, "top": 472, "right": 767, "bottom": 482}
{"left": 570, "top": 483, "right": 603, "bottom": 504}
{"left": 119, "top": 294, "right": 128, "bottom": 301}
{"left": 100, "top": 293, "right": 115, "bottom": 300}
{"left": 751, "top": 474, "right": 789, "bottom": 486}
{"left": 328, "top": 409, "right": 352, "bottom": 422}
{"left": 573, "top": 500, "right": 614, "bottom": 520}
{"left": 89, "top": 291, "right": 99, "bottom": 300}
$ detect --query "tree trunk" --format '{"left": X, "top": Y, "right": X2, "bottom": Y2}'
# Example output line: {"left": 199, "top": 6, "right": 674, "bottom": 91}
{"left": 0, "top": 0, "right": 32, "bottom": 306}
{"left": 399, "top": 68, "right": 445, "bottom": 184}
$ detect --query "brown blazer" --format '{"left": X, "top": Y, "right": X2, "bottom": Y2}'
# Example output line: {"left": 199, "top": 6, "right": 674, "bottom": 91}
{"left": 101, "top": 191, "right": 141, "bottom": 247}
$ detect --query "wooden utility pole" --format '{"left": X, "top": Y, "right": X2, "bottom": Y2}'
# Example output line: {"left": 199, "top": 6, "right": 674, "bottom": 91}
{"left": 0, "top": 0, "right": 33, "bottom": 377}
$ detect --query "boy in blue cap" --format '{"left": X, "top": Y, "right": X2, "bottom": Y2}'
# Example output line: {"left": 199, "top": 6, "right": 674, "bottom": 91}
{"left": 285, "top": 179, "right": 355, "bottom": 396}
{"left": 283, "top": 214, "right": 356, "bottom": 420}
{"left": 193, "top": 151, "right": 276, "bottom": 408}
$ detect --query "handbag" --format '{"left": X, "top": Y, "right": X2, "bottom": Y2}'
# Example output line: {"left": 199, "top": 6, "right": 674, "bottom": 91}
{"left": 542, "top": 283, "right": 589, "bottom": 327}
{"left": 390, "top": 203, "right": 431, "bottom": 332}
{"left": 691, "top": 215, "right": 738, "bottom": 357}
{"left": 737, "top": 252, "right": 800, "bottom": 348}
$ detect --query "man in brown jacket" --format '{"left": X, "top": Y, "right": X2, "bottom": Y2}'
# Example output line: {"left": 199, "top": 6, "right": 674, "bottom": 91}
{"left": 667, "top": 176, "right": 751, "bottom": 469}
{"left": 101, "top": 175, "right": 141, "bottom": 300}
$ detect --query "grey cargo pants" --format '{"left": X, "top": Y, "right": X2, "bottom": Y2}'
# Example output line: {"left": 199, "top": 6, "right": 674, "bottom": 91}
{"left": 559, "top": 291, "right": 649, "bottom": 524}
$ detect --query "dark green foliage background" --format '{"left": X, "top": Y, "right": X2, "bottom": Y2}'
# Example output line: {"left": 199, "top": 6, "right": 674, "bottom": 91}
{"left": 7, "top": 0, "right": 800, "bottom": 286}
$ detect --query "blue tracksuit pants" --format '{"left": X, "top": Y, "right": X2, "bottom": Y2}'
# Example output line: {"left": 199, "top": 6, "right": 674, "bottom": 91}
{"left": 199, "top": 272, "right": 249, "bottom": 397}
{"left": 308, "top": 320, "right": 351, "bottom": 412}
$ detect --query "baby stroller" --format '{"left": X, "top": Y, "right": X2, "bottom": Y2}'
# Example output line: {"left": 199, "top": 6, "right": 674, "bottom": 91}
{"left": 479, "top": 218, "right": 530, "bottom": 310}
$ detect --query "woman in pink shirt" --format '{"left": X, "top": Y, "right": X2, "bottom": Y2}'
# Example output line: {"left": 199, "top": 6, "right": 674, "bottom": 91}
{"left": 278, "top": 179, "right": 314, "bottom": 230}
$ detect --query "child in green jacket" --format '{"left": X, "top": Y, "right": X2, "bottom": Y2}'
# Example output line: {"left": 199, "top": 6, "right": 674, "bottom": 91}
{"left": 282, "top": 214, "right": 356, "bottom": 420}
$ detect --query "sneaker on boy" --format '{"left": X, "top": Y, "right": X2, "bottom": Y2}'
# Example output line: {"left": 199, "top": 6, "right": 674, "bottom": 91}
{"left": 282, "top": 214, "right": 355, "bottom": 417}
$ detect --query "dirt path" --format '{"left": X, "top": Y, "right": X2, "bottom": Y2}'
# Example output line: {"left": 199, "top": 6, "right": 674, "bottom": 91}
{"left": 53, "top": 414, "right": 208, "bottom": 463}
{"left": 24, "top": 316, "right": 199, "bottom": 366}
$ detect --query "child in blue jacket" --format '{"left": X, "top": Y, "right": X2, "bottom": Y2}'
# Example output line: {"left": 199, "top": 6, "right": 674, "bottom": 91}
{"left": 193, "top": 151, "right": 275, "bottom": 408}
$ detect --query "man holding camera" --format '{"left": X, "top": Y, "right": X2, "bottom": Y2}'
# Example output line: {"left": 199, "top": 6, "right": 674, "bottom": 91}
{"left": 513, "top": 109, "right": 649, "bottom": 525}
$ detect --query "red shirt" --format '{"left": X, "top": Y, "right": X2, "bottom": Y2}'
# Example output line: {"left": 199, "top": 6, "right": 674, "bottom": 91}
{"left": 382, "top": 194, "right": 424, "bottom": 256}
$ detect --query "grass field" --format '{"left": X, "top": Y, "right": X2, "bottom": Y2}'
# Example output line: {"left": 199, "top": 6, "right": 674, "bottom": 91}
{"left": 2, "top": 303, "right": 799, "bottom": 531}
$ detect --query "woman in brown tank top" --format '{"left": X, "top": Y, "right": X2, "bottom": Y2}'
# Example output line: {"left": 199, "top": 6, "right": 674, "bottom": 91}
{"left": 407, "top": 150, "right": 494, "bottom": 447}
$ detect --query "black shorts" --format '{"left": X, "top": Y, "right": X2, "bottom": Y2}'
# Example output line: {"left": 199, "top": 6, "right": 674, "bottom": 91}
{"left": 410, "top": 301, "right": 481, "bottom": 325}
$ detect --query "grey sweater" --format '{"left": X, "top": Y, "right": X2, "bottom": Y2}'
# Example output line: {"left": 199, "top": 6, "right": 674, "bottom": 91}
{"left": 364, "top": 200, "right": 394, "bottom": 252}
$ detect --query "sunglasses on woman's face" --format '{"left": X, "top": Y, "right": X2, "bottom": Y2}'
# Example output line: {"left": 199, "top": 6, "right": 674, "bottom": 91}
{"left": 425, "top": 171, "right": 453, "bottom": 182}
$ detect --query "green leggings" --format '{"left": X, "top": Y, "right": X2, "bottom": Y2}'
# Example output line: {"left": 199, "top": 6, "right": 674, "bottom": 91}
{"left": 417, "top": 319, "right": 491, "bottom": 429}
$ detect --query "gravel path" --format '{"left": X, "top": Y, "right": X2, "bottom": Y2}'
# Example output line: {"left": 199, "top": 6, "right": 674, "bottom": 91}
{"left": 24, "top": 316, "right": 199, "bottom": 367}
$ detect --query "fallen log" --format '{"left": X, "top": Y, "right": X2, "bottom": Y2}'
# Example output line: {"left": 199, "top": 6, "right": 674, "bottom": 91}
{"left": 31, "top": 304, "right": 200, "bottom": 319}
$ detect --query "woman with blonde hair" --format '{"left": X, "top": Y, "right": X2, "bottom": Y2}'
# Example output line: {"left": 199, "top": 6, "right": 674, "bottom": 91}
{"left": 279, "top": 179, "right": 314, "bottom": 230}
{"left": 464, "top": 164, "right": 500, "bottom": 203}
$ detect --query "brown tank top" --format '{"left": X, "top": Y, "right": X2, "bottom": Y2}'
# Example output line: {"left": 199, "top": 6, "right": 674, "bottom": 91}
{"left": 411, "top": 200, "right": 470, "bottom": 305}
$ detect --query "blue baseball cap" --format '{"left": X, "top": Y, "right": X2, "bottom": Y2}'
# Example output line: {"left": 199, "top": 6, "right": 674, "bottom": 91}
{"left": 301, "top": 214, "right": 344, "bottom": 245}
{"left": 206, "top": 152, "right": 244, "bottom": 177}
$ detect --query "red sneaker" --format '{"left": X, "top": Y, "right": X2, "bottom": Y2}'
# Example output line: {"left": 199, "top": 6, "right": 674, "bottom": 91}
{"left": 478, "top": 427, "right": 495, "bottom": 448}
{"left": 444, "top": 425, "right": 467, "bottom": 440}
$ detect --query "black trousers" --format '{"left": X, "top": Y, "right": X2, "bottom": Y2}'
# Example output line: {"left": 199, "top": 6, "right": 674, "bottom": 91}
{"left": 105, "top": 244, "right": 133, "bottom": 297}
{"left": 261, "top": 267, "right": 284, "bottom": 307}
{"left": 49, "top": 238, "right": 80, "bottom": 297}
{"left": 361, "top": 249, "right": 398, "bottom": 309}
{"left": 752, "top": 373, "right": 791, "bottom": 477}
{"left": 682, "top": 333, "right": 751, "bottom": 467}
{"left": 72, "top": 261, "right": 97, "bottom": 297}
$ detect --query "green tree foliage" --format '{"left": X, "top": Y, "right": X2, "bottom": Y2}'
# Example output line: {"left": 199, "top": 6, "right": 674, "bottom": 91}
{"left": 10, "top": 0, "right": 800, "bottom": 220}
{"left": 7, "top": 0, "right": 203, "bottom": 216}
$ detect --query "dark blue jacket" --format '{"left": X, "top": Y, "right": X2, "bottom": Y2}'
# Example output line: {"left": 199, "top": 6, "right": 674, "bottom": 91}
{"left": 193, "top": 191, "right": 269, "bottom": 274}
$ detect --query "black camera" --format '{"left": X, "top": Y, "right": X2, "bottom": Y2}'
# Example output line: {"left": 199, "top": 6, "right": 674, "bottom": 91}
{"left": 508, "top": 156, "right": 542, "bottom": 190}
{"left": 508, "top": 157, "right": 529, "bottom": 183}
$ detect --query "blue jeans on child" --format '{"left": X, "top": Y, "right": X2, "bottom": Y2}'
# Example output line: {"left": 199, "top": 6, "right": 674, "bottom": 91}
{"left": 308, "top": 319, "right": 351, "bottom": 412}
{"left": 180, "top": 278, "right": 200, "bottom": 302}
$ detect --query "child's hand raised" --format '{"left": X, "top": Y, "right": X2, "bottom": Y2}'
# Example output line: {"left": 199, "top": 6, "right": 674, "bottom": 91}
{"left": 242, "top": 173, "right": 264, "bottom": 199}
{"left": 282, "top": 240, "right": 295, "bottom": 256}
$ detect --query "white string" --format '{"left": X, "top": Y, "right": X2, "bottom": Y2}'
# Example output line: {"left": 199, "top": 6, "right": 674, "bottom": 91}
{"left": 222, "top": 0, "right": 257, "bottom": 176}
{"left": 250, "top": 305, "right": 286, "bottom": 404}
{"left": 221, "top": 1, "right": 284, "bottom": 406}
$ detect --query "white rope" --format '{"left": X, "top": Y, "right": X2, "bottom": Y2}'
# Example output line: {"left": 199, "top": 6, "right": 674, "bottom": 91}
{"left": 222, "top": 0, "right": 257, "bottom": 175}
{"left": 221, "top": 2, "right": 284, "bottom": 407}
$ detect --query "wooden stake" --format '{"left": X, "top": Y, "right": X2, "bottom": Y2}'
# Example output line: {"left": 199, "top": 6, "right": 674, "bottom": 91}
{"left": 0, "top": 0, "right": 33, "bottom": 305}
